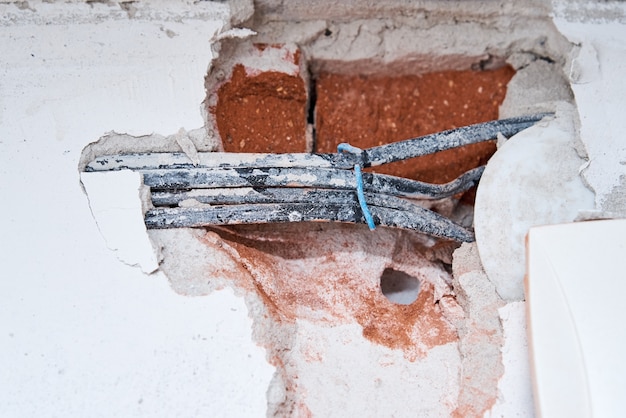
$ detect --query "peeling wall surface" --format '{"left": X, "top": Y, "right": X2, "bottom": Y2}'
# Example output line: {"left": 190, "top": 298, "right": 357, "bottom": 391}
{"left": 551, "top": 2, "right": 626, "bottom": 216}
{"left": 2, "top": 0, "right": 626, "bottom": 417}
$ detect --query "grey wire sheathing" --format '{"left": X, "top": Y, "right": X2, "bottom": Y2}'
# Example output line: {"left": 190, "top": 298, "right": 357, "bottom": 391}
{"left": 144, "top": 202, "right": 475, "bottom": 242}
{"left": 85, "top": 114, "right": 550, "bottom": 172}
{"left": 141, "top": 166, "right": 485, "bottom": 200}
{"left": 362, "top": 113, "right": 550, "bottom": 166}
{"left": 84, "top": 114, "right": 551, "bottom": 242}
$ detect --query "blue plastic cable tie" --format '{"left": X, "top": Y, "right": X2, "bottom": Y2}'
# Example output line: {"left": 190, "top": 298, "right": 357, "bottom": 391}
{"left": 337, "top": 143, "right": 376, "bottom": 230}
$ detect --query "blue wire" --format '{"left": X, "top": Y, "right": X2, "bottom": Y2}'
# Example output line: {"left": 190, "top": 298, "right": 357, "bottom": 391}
{"left": 337, "top": 143, "right": 376, "bottom": 230}
{"left": 354, "top": 164, "right": 376, "bottom": 230}
{"left": 337, "top": 143, "right": 363, "bottom": 155}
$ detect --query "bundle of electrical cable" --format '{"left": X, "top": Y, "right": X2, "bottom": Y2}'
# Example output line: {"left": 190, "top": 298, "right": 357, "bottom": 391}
{"left": 84, "top": 114, "right": 550, "bottom": 243}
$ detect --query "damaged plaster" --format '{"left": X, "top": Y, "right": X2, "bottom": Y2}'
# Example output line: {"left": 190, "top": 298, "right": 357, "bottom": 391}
{"left": 76, "top": 0, "right": 597, "bottom": 415}
{"left": 7, "top": 0, "right": 625, "bottom": 416}
{"left": 551, "top": 4, "right": 626, "bottom": 217}
{"left": 81, "top": 1, "right": 576, "bottom": 414}
{"left": 80, "top": 170, "right": 161, "bottom": 274}
{"left": 246, "top": 0, "right": 571, "bottom": 77}
{"left": 148, "top": 223, "right": 516, "bottom": 417}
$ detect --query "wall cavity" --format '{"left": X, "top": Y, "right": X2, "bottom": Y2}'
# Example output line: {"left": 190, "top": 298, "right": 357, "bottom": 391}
{"left": 194, "top": 1, "right": 577, "bottom": 416}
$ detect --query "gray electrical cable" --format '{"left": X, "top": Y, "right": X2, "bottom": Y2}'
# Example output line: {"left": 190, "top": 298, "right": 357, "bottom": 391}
{"left": 84, "top": 113, "right": 551, "bottom": 242}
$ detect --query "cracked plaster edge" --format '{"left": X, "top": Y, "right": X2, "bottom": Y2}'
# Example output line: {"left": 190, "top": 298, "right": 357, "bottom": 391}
{"left": 484, "top": 301, "right": 534, "bottom": 417}
{"left": 78, "top": 159, "right": 280, "bottom": 413}
{"left": 70, "top": 0, "right": 264, "bottom": 293}
{"left": 8, "top": 0, "right": 249, "bottom": 280}
{"left": 550, "top": 8, "right": 626, "bottom": 218}
{"left": 450, "top": 245, "right": 533, "bottom": 417}
{"left": 79, "top": 170, "right": 161, "bottom": 275}
{"left": 77, "top": 127, "right": 221, "bottom": 274}
{"left": 77, "top": 128, "right": 220, "bottom": 171}
{"left": 147, "top": 227, "right": 294, "bottom": 416}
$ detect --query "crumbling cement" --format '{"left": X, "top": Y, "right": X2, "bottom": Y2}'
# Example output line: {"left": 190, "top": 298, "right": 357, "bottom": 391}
{"left": 450, "top": 243, "right": 505, "bottom": 417}
{"left": 500, "top": 59, "right": 575, "bottom": 118}
{"left": 248, "top": 0, "right": 571, "bottom": 77}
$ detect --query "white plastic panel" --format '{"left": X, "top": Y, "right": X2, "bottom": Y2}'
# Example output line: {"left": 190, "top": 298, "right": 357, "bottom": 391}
{"left": 526, "top": 219, "right": 626, "bottom": 418}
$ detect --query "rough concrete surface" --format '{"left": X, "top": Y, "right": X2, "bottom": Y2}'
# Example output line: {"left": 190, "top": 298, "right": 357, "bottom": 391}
{"left": 499, "top": 59, "right": 574, "bottom": 118}
{"left": 451, "top": 243, "right": 507, "bottom": 417}
{"left": 251, "top": 0, "right": 563, "bottom": 76}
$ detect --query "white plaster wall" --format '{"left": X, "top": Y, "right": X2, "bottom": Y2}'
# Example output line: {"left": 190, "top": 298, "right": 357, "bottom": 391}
{"left": 3, "top": 0, "right": 626, "bottom": 417}
{"left": 0, "top": 1, "right": 273, "bottom": 416}
{"left": 551, "top": 15, "right": 626, "bottom": 213}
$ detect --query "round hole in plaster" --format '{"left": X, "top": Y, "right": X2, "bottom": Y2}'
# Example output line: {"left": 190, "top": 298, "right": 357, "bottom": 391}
{"left": 380, "top": 268, "right": 420, "bottom": 305}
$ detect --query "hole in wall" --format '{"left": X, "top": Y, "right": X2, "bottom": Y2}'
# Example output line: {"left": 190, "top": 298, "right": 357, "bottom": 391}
{"left": 204, "top": 50, "right": 515, "bottom": 248}
{"left": 194, "top": 9, "right": 575, "bottom": 413}
{"left": 77, "top": 3, "right": 578, "bottom": 416}
{"left": 379, "top": 268, "right": 421, "bottom": 305}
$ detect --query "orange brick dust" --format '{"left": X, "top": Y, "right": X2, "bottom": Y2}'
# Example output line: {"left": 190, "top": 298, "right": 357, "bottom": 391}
{"left": 205, "top": 224, "right": 458, "bottom": 360}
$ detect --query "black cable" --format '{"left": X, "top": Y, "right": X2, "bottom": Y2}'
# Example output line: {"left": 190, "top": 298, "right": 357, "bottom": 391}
{"left": 85, "top": 114, "right": 551, "bottom": 172}
{"left": 85, "top": 114, "right": 551, "bottom": 242}
{"left": 142, "top": 165, "right": 485, "bottom": 200}
{"left": 362, "top": 113, "right": 551, "bottom": 166}
{"left": 145, "top": 202, "right": 475, "bottom": 242}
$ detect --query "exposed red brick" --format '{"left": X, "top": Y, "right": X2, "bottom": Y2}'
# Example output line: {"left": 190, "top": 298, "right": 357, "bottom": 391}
{"left": 209, "top": 42, "right": 307, "bottom": 154}
{"left": 213, "top": 64, "right": 308, "bottom": 153}
{"left": 315, "top": 67, "right": 515, "bottom": 184}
